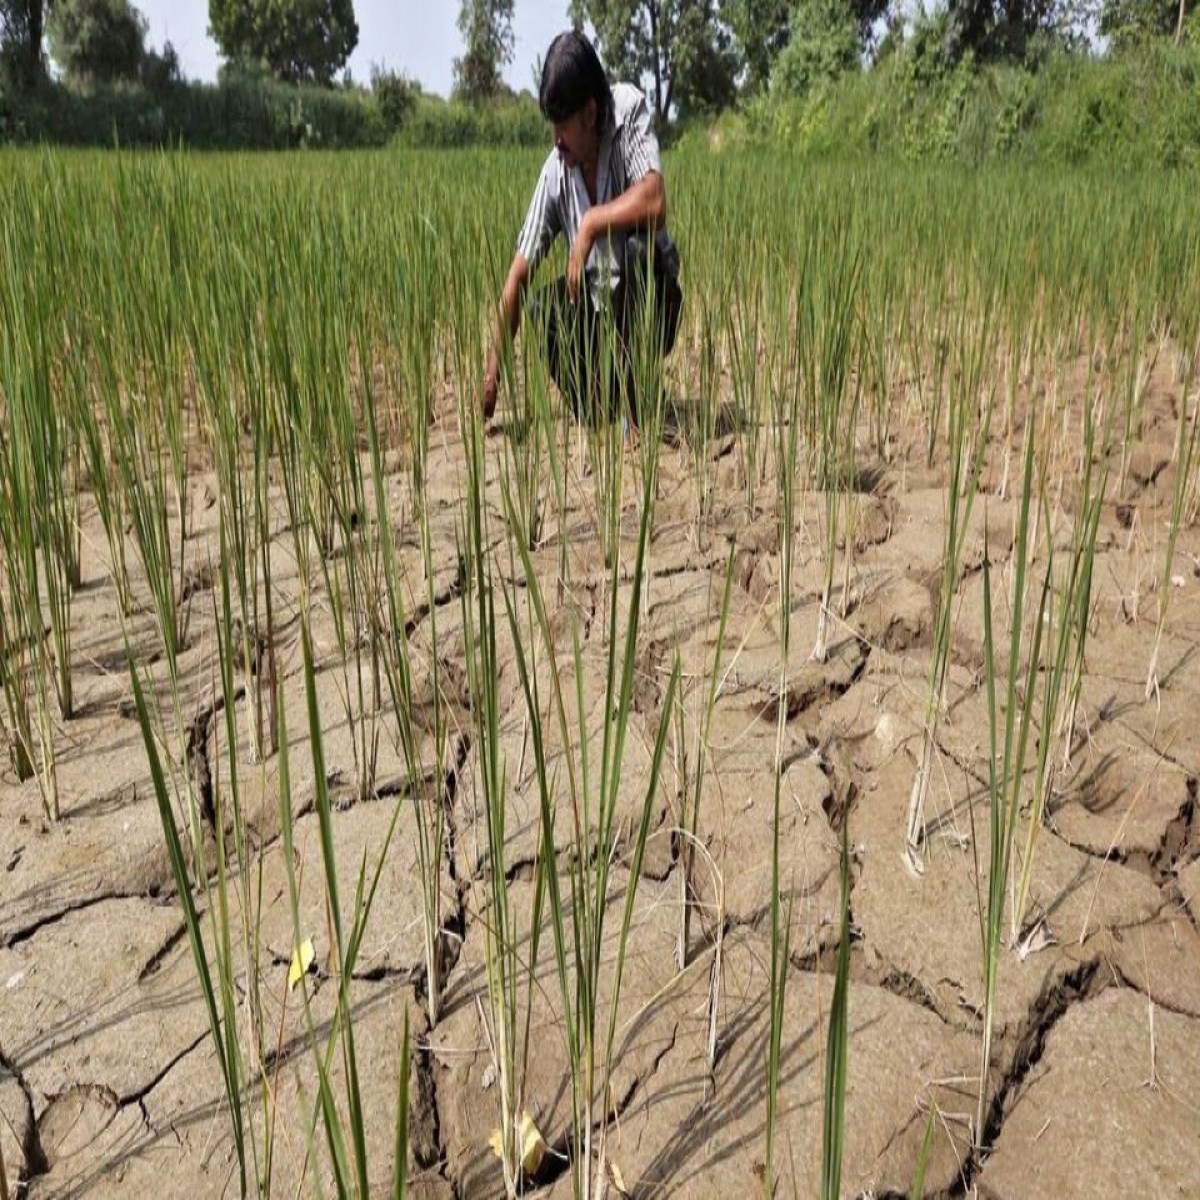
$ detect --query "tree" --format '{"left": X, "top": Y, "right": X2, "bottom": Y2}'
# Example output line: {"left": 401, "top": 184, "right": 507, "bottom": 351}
{"left": 1100, "top": 0, "right": 1183, "bottom": 45}
{"left": 770, "top": 0, "right": 859, "bottom": 97}
{"left": 453, "top": 0, "right": 514, "bottom": 103}
{"left": 48, "top": 0, "right": 146, "bottom": 85}
{"left": 0, "top": 0, "right": 47, "bottom": 88}
{"left": 208, "top": 0, "right": 358, "bottom": 86}
{"left": 944, "top": 0, "right": 1066, "bottom": 61}
{"left": 571, "top": 0, "right": 738, "bottom": 123}
{"left": 723, "top": 0, "right": 792, "bottom": 93}
{"left": 673, "top": 9, "right": 738, "bottom": 118}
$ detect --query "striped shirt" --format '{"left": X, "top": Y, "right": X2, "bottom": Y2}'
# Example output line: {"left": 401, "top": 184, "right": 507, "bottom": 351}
{"left": 516, "top": 83, "right": 680, "bottom": 305}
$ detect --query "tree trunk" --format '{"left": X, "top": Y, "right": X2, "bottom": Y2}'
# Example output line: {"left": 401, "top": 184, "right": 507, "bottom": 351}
{"left": 647, "top": 0, "right": 664, "bottom": 122}
{"left": 6, "top": 0, "right": 44, "bottom": 88}
{"left": 1176, "top": 0, "right": 1187, "bottom": 44}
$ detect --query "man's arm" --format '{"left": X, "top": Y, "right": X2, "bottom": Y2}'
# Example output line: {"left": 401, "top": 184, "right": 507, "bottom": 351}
{"left": 568, "top": 171, "right": 667, "bottom": 300}
{"left": 482, "top": 252, "right": 531, "bottom": 419}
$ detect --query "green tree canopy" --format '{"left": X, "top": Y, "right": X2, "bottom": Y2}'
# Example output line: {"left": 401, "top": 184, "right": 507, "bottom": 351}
{"left": 208, "top": 0, "right": 358, "bottom": 85}
{"left": 571, "top": 0, "right": 737, "bottom": 123}
{"left": 1101, "top": 0, "right": 1187, "bottom": 45}
{"left": 48, "top": 0, "right": 147, "bottom": 86}
{"left": 944, "top": 0, "right": 1068, "bottom": 61}
{"left": 771, "top": 0, "right": 860, "bottom": 97}
{"left": 724, "top": 0, "right": 792, "bottom": 93}
{"left": 454, "top": 0, "right": 514, "bottom": 103}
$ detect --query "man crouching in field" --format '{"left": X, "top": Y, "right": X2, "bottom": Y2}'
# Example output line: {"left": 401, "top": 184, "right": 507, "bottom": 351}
{"left": 481, "top": 30, "right": 683, "bottom": 430}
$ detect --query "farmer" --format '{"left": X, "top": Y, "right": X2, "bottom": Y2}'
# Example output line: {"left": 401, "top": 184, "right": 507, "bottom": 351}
{"left": 481, "top": 30, "right": 682, "bottom": 427}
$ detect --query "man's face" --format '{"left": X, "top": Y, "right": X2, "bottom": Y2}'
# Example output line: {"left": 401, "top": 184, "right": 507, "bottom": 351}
{"left": 552, "top": 98, "right": 598, "bottom": 169}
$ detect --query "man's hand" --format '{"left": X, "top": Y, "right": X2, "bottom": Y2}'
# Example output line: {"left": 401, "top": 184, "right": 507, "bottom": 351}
{"left": 482, "top": 354, "right": 500, "bottom": 420}
{"left": 567, "top": 213, "right": 596, "bottom": 303}
{"left": 481, "top": 255, "right": 530, "bottom": 423}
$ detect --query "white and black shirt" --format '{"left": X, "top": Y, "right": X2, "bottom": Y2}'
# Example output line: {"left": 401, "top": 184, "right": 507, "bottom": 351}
{"left": 516, "top": 83, "right": 680, "bottom": 305}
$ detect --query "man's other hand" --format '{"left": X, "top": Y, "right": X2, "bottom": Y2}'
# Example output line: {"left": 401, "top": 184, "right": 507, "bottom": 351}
{"left": 567, "top": 215, "right": 596, "bottom": 303}
{"left": 482, "top": 357, "right": 499, "bottom": 419}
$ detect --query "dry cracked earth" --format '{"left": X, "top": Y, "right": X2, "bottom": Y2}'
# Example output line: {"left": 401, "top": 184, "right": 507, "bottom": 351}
{"left": 2, "top": 371, "right": 1199, "bottom": 1199}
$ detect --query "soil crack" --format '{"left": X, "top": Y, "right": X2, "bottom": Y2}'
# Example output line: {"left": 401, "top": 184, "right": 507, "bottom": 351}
{"left": 1, "top": 1043, "right": 49, "bottom": 1188}
{"left": 4, "top": 893, "right": 131, "bottom": 952}
{"left": 117, "top": 1029, "right": 210, "bottom": 1109}
{"left": 956, "top": 958, "right": 1103, "bottom": 1192}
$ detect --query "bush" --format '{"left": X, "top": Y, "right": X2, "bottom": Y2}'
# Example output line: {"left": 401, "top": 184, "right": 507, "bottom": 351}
{"left": 0, "top": 73, "right": 389, "bottom": 149}
{"left": 770, "top": 0, "right": 860, "bottom": 100}
{"left": 371, "top": 66, "right": 418, "bottom": 133}
{"left": 701, "top": 31, "right": 1200, "bottom": 172}
{"left": 395, "top": 92, "right": 545, "bottom": 148}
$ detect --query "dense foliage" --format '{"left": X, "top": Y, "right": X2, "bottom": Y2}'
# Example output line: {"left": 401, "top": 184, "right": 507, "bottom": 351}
{"left": 454, "top": 0, "right": 514, "bottom": 104}
{"left": 0, "top": 0, "right": 1197, "bottom": 163}
{"left": 47, "top": 0, "right": 145, "bottom": 85}
{"left": 208, "top": 0, "right": 358, "bottom": 85}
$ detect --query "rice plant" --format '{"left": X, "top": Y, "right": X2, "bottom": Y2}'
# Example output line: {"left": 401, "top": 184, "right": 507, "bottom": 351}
{"left": 1145, "top": 347, "right": 1199, "bottom": 701}
{"left": 676, "top": 545, "right": 735, "bottom": 972}
{"left": 905, "top": 290, "right": 998, "bottom": 875}
{"left": 976, "top": 427, "right": 1053, "bottom": 1145}
{"left": 821, "top": 824, "right": 852, "bottom": 1200}
{"left": 362, "top": 330, "right": 449, "bottom": 1027}
{"left": 6, "top": 144, "right": 1200, "bottom": 1199}
{"left": 765, "top": 244, "right": 806, "bottom": 1196}
{"left": 804, "top": 231, "right": 861, "bottom": 663}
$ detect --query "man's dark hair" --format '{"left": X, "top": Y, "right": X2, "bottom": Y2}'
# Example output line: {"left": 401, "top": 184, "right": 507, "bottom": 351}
{"left": 539, "top": 31, "right": 613, "bottom": 129}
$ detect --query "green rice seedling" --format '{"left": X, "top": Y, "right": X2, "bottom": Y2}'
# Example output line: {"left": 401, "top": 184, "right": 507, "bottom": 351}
{"left": 267, "top": 311, "right": 316, "bottom": 606}
{"left": 803, "top": 233, "right": 862, "bottom": 664}
{"left": 288, "top": 627, "right": 368, "bottom": 1194}
{"left": 1059, "top": 432, "right": 1108, "bottom": 770}
{"left": 128, "top": 657, "right": 248, "bottom": 1195}
{"left": 676, "top": 546, "right": 736, "bottom": 971}
{"left": 128, "top": 184, "right": 192, "bottom": 618}
{"left": 361, "top": 334, "right": 449, "bottom": 1027}
{"left": 1012, "top": 390, "right": 1113, "bottom": 938}
{"left": 909, "top": 1102, "right": 939, "bottom": 1200}
{"left": 460, "top": 408, "right": 532, "bottom": 1198}
{"left": 688, "top": 290, "right": 724, "bottom": 530}
{"left": 821, "top": 824, "right": 852, "bottom": 1200}
{"left": 274, "top": 212, "right": 380, "bottom": 842}
{"left": 397, "top": 215, "right": 439, "bottom": 519}
{"left": 0, "top": 443, "right": 36, "bottom": 786}
{"left": 765, "top": 245, "right": 806, "bottom": 1197}
{"left": 393, "top": 1009, "right": 411, "bottom": 1200}
{"left": 860, "top": 267, "right": 900, "bottom": 463}
{"left": 1145, "top": 348, "right": 1199, "bottom": 702}
{"left": 276, "top": 619, "right": 422, "bottom": 1194}
{"left": 728, "top": 264, "right": 766, "bottom": 517}
{"left": 314, "top": 470, "right": 383, "bottom": 808}
{"left": 503, "top": 287, "right": 548, "bottom": 554}
{"left": 497, "top": 312, "right": 680, "bottom": 1196}
{"left": 65, "top": 318, "right": 135, "bottom": 619}
{"left": 995, "top": 285, "right": 1043, "bottom": 502}
{"left": 905, "top": 290, "right": 997, "bottom": 876}
{"left": 976, "top": 428, "right": 1053, "bottom": 1146}
{"left": 1115, "top": 292, "right": 1155, "bottom": 498}
{"left": 909, "top": 274, "right": 952, "bottom": 472}
{"left": 3, "top": 298, "right": 77, "bottom": 725}
{"left": 0, "top": 389, "right": 58, "bottom": 817}
{"left": 108, "top": 372, "right": 207, "bottom": 868}
{"left": 189, "top": 252, "right": 277, "bottom": 765}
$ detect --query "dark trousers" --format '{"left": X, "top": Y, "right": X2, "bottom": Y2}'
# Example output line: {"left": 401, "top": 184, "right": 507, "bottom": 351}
{"left": 528, "top": 244, "right": 683, "bottom": 424}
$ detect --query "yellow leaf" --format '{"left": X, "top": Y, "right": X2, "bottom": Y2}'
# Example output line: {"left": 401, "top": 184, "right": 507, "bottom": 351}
{"left": 610, "top": 1161, "right": 629, "bottom": 1195}
{"left": 487, "top": 1111, "right": 546, "bottom": 1176}
{"left": 518, "top": 1111, "right": 546, "bottom": 1175}
{"left": 288, "top": 937, "right": 315, "bottom": 991}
